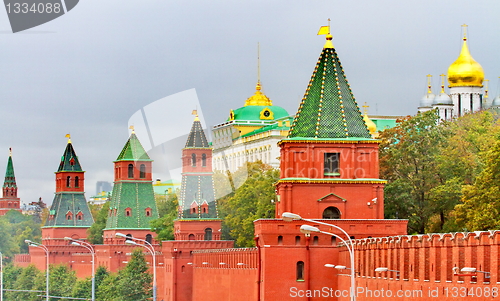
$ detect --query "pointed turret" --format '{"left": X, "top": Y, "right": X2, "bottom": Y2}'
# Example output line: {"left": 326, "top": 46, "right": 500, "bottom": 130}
{"left": 288, "top": 30, "right": 370, "bottom": 139}
{"left": 0, "top": 149, "right": 21, "bottom": 215}
{"left": 43, "top": 138, "right": 93, "bottom": 242}
{"left": 104, "top": 128, "right": 158, "bottom": 243}
{"left": 175, "top": 113, "right": 221, "bottom": 240}
{"left": 276, "top": 24, "right": 386, "bottom": 220}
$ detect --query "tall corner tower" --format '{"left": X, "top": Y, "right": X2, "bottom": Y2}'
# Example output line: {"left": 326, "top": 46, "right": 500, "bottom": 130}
{"left": 175, "top": 113, "right": 221, "bottom": 241}
{"left": 43, "top": 137, "right": 93, "bottom": 243}
{"left": 103, "top": 129, "right": 159, "bottom": 243}
{"left": 447, "top": 25, "right": 485, "bottom": 116}
{"left": 275, "top": 27, "right": 385, "bottom": 220}
{"left": 0, "top": 148, "right": 21, "bottom": 215}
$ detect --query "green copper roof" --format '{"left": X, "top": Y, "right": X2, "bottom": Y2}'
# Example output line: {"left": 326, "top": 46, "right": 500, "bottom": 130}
{"left": 45, "top": 192, "right": 94, "bottom": 227}
{"left": 288, "top": 42, "right": 371, "bottom": 139}
{"left": 105, "top": 182, "right": 159, "bottom": 229}
{"left": 186, "top": 119, "right": 209, "bottom": 148}
{"left": 230, "top": 105, "right": 289, "bottom": 122}
{"left": 116, "top": 133, "right": 152, "bottom": 161}
{"left": 3, "top": 154, "right": 16, "bottom": 188}
{"left": 58, "top": 143, "right": 83, "bottom": 172}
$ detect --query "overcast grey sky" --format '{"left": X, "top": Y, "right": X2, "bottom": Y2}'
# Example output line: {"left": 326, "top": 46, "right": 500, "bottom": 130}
{"left": 1, "top": 0, "right": 499, "bottom": 205}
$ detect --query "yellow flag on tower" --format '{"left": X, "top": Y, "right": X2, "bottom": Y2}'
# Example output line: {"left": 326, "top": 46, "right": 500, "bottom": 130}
{"left": 317, "top": 26, "right": 329, "bottom": 35}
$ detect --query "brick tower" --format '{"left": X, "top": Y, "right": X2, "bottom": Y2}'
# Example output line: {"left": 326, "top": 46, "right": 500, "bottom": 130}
{"left": 0, "top": 148, "right": 21, "bottom": 215}
{"left": 103, "top": 129, "right": 159, "bottom": 243}
{"left": 175, "top": 113, "right": 221, "bottom": 241}
{"left": 253, "top": 25, "right": 407, "bottom": 300}
{"left": 42, "top": 137, "right": 94, "bottom": 243}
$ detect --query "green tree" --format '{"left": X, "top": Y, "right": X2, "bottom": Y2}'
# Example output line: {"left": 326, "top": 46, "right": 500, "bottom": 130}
{"left": 219, "top": 161, "right": 278, "bottom": 247}
{"left": 10, "top": 264, "right": 44, "bottom": 301}
{"left": 455, "top": 139, "right": 500, "bottom": 230}
{"left": 72, "top": 277, "right": 92, "bottom": 300}
{"left": 379, "top": 110, "right": 446, "bottom": 233}
{"left": 150, "top": 193, "right": 178, "bottom": 242}
{"left": 96, "top": 272, "right": 119, "bottom": 301}
{"left": 116, "top": 248, "right": 152, "bottom": 300}
{"left": 87, "top": 202, "right": 110, "bottom": 244}
{"left": 48, "top": 264, "right": 77, "bottom": 300}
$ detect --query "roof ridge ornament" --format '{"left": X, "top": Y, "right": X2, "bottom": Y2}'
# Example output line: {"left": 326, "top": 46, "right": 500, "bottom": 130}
{"left": 317, "top": 18, "right": 333, "bottom": 49}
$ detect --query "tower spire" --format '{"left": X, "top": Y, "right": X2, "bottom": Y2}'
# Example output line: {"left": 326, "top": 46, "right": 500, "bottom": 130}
{"left": 427, "top": 74, "right": 433, "bottom": 94}
{"left": 440, "top": 74, "right": 446, "bottom": 93}
{"left": 462, "top": 24, "right": 468, "bottom": 41}
{"left": 317, "top": 19, "right": 333, "bottom": 49}
{"left": 257, "top": 42, "right": 261, "bottom": 85}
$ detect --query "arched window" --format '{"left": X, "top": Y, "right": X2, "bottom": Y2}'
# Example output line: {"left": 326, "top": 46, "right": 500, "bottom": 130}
{"left": 278, "top": 235, "right": 283, "bottom": 245}
{"left": 146, "top": 234, "right": 152, "bottom": 244}
{"left": 126, "top": 234, "right": 132, "bottom": 242}
{"left": 295, "top": 236, "right": 301, "bottom": 245}
{"left": 204, "top": 228, "right": 212, "bottom": 241}
{"left": 331, "top": 236, "right": 337, "bottom": 245}
{"left": 202, "top": 154, "right": 207, "bottom": 167}
{"left": 191, "top": 153, "right": 196, "bottom": 167}
{"left": 139, "top": 164, "right": 146, "bottom": 179}
{"left": 145, "top": 207, "right": 152, "bottom": 217}
{"left": 66, "top": 176, "right": 71, "bottom": 188}
{"left": 75, "top": 176, "right": 79, "bottom": 188}
{"left": 128, "top": 164, "right": 134, "bottom": 178}
{"left": 188, "top": 234, "right": 195, "bottom": 240}
{"left": 313, "top": 236, "right": 319, "bottom": 245}
{"left": 296, "top": 261, "right": 305, "bottom": 281}
{"left": 323, "top": 206, "right": 341, "bottom": 219}
{"left": 125, "top": 207, "right": 132, "bottom": 217}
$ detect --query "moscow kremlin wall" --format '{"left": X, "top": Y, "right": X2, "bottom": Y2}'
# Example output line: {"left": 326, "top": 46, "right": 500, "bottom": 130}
{"left": 17, "top": 28, "right": 499, "bottom": 301}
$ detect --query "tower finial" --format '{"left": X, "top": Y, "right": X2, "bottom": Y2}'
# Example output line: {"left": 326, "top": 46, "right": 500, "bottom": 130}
{"left": 362, "top": 102, "right": 369, "bottom": 115}
{"left": 426, "top": 74, "right": 433, "bottom": 94}
{"left": 256, "top": 42, "right": 262, "bottom": 92}
{"left": 484, "top": 79, "right": 489, "bottom": 98}
{"left": 192, "top": 109, "right": 200, "bottom": 121}
{"left": 129, "top": 125, "right": 135, "bottom": 134}
{"left": 440, "top": 74, "right": 446, "bottom": 93}
{"left": 461, "top": 24, "right": 468, "bottom": 41}
{"left": 65, "top": 133, "right": 71, "bottom": 144}
{"left": 317, "top": 19, "right": 333, "bottom": 49}
{"left": 9, "top": 148, "right": 12, "bottom": 157}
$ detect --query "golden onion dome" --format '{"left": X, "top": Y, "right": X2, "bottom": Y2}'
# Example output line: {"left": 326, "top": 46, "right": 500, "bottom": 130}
{"left": 448, "top": 38, "right": 484, "bottom": 88}
{"left": 363, "top": 113, "right": 377, "bottom": 136}
{"left": 244, "top": 82, "right": 273, "bottom": 106}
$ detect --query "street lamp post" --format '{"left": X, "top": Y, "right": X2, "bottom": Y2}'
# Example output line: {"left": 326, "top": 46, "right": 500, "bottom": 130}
{"left": 25, "top": 240, "right": 49, "bottom": 301}
{"left": 1, "top": 251, "right": 3, "bottom": 301}
{"left": 65, "top": 237, "right": 96, "bottom": 301}
{"left": 115, "top": 233, "right": 157, "bottom": 301}
{"left": 300, "top": 225, "right": 356, "bottom": 301}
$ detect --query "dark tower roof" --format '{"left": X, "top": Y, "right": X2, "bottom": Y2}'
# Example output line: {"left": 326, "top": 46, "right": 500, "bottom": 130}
{"left": 3, "top": 150, "right": 16, "bottom": 189}
{"left": 58, "top": 142, "right": 83, "bottom": 172}
{"left": 185, "top": 117, "right": 209, "bottom": 148}
{"left": 288, "top": 32, "right": 371, "bottom": 139}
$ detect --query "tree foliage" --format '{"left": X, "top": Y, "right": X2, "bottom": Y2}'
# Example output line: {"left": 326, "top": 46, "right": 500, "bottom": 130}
{"left": 87, "top": 201, "right": 110, "bottom": 244}
{"left": 115, "top": 248, "right": 152, "bottom": 300}
{"left": 150, "top": 192, "right": 178, "bottom": 242}
{"left": 0, "top": 210, "right": 41, "bottom": 259}
{"left": 218, "top": 161, "right": 278, "bottom": 247}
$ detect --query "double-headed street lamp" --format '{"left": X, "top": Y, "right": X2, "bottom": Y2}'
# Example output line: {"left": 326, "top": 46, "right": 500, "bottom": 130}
{"left": 25, "top": 240, "right": 49, "bottom": 301}
{"left": 115, "top": 233, "right": 157, "bottom": 301}
{"left": 65, "top": 237, "right": 96, "bottom": 301}
{"left": 283, "top": 212, "right": 356, "bottom": 301}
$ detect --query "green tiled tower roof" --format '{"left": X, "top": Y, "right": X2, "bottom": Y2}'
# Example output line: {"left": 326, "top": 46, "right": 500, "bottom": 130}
{"left": 186, "top": 117, "right": 209, "bottom": 148}
{"left": 58, "top": 142, "right": 83, "bottom": 172}
{"left": 3, "top": 151, "right": 16, "bottom": 189}
{"left": 116, "top": 133, "right": 152, "bottom": 161}
{"left": 288, "top": 33, "right": 371, "bottom": 139}
{"left": 178, "top": 175, "right": 218, "bottom": 219}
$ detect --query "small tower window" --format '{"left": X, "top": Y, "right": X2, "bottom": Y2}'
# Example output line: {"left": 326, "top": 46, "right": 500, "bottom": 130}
{"left": 201, "top": 202, "right": 209, "bottom": 214}
{"left": 66, "top": 212, "right": 73, "bottom": 220}
{"left": 191, "top": 153, "right": 196, "bottom": 167}
{"left": 278, "top": 235, "right": 283, "bottom": 245}
{"left": 125, "top": 207, "right": 132, "bottom": 217}
{"left": 66, "top": 176, "right": 71, "bottom": 188}
{"left": 296, "top": 261, "right": 305, "bottom": 281}
{"left": 69, "top": 157, "right": 75, "bottom": 166}
{"left": 76, "top": 212, "right": 83, "bottom": 221}
{"left": 324, "top": 153, "right": 340, "bottom": 176}
{"left": 295, "top": 236, "right": 301, "bottom": 245}
{"left": 188, "top": 234, "right": 195, "bottom": 240}
{"left": 313, "top": 236, "right": 319, "bottom": 245}
{"left": 202, "top": 154, "right": 207, "bottom": 167}
{"left": 75, "top": 176, "right": 79, "bottom": 188}
{"left": 145, "top": 207, "right": 152, "bottom": 217}
{"left": 204, "top": 228, "right": 212, "bottom": 241}
{"left": 128, "top": 164, "right": 134, "bottom": 178}
{"left": 139, "top": 164, "right": 146, "bottom": 179}
{"left": 146, "top": 234, "right": 152, "bottom": 244}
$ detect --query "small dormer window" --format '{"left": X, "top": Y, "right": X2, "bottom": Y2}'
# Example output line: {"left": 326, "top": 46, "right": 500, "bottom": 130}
{"left": 145, "top": 207, "right": 152, "bottom": 217}
{"left": 125, "top": 207, "right": 132, "bottom": 217}
{"left": 66, "top": 212, "right": 73, "bottom": 220}
{"left": 69, "top": 158, "right": 75, "bottom": 166}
